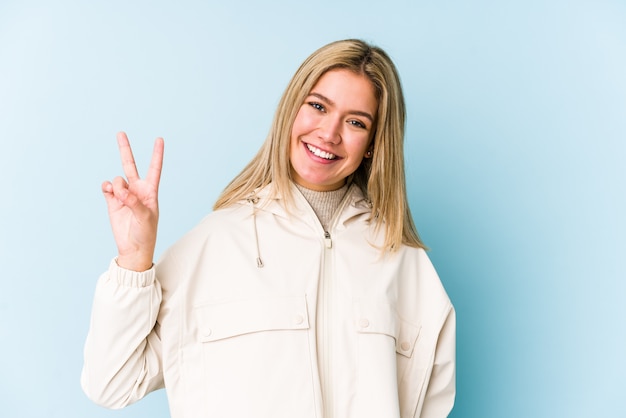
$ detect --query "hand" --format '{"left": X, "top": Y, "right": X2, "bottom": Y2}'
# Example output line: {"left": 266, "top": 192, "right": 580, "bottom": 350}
{"left": 102, "top": 132, "right": 164, "bottom": 271}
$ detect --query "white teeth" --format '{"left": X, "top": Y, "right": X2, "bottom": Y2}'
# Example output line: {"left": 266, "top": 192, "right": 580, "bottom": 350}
{"left": 306, "top": 143, "right": 337, "bottom": 160}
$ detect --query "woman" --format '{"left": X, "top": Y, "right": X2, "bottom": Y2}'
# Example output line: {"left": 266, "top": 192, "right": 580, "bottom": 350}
{"left": 82, "top": 39, "right": 455, "bottom": 418}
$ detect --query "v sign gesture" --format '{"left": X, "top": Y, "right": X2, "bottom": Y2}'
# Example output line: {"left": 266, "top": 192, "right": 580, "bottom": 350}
{"left": 102, "top": 132, "right": 164, "bottom": 272}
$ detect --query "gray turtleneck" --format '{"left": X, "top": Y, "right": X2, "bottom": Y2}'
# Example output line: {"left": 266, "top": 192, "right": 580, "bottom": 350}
{"left": 295, "top": 183, "right": 349, "bottom": 231}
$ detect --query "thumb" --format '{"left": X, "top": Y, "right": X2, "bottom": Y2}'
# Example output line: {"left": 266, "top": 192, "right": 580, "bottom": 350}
{"left": 108, "top": 177, "right": 150, "bottom": 220}
{"left": 116, "top": 187, "right": 153, "bottom": 222}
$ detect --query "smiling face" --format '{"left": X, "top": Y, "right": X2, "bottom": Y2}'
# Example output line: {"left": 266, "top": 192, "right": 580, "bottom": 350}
{"left": 289, "top": 68, "right": 378, "bottom": 191}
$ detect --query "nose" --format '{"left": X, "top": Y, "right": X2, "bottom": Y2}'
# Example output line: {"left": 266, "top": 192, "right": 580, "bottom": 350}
{"left": 317, "top": 116, "right": 342, "bottom": 144}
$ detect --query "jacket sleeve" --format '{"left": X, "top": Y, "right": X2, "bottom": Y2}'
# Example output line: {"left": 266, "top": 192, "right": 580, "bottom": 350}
{"left": 417, "top": 306, "right": 456, "bottom": 417}
{"left": 81, "top": 259, "right": 164, "bottom": 409}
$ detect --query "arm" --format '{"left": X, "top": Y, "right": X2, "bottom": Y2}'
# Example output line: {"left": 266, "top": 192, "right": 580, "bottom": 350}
{"left": 418, "top": 307, "right": 456, "bottom": 417}
{"left": 81, "top": 260, "right": 164, "bottom": 408}
{"left": 82, "top": 132, "right": 166, "bottom": 407}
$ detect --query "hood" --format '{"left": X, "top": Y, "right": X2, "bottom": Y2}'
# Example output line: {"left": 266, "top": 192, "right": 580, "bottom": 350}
{"left": 239, "top": 182, "right": 374, "bottom": 268}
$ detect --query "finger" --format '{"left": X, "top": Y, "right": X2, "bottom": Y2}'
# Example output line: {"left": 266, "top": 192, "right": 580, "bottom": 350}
{"left": 145, "top": 137, "right": 164, "bottom": 189}
{"left": 101, "top": 180, "right": 113, "bottom": 195}
{"left": 117, "top": 132, "right": 140, "bottom": 182}
{"left": 111, "top": 176, "right": 130, "bottom": 203}
{"left": 102, "top": 180, "right": 123, "bottom": 211}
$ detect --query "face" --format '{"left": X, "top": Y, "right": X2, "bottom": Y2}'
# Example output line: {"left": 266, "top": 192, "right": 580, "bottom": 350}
{"left": 289, "top": 68, "right": 378, "bottom": 191}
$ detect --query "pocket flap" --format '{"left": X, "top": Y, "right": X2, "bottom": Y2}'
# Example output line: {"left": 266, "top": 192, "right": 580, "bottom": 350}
{"left": 353, "top": 299, "right": 421, "bottom": 358}
{"left": 195, "top": 295, "right": 310, "bottom": 343}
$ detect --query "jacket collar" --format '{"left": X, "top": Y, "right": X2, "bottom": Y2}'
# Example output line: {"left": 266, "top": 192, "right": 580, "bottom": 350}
{"left": 246, "top": 182, "right": 373, "bottom": 228}
{"left": 240, "top": 182, "right": 373, "bottom": 268}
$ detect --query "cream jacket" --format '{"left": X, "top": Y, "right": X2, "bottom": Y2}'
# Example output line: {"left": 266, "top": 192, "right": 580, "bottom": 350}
{"left": 82, "top": 184, "right": 455, "bottom": 417}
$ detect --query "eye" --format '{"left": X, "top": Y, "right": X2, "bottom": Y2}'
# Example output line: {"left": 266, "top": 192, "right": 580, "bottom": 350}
{"left": 348, "top": 119, "right": 367, "bottom": 129}
{"left": 308, "top": 102, "right": 325, "bottom": 112}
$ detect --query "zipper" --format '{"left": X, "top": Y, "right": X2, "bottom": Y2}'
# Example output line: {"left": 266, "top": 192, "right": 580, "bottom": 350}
{"left": 319, "top": 195, "right": 352, "bottom": 418}
{"left": 321, "top": 235, "right": 334, "bottom": 418}
{"left": 324, "top": 231, "right": 332, "bottom": 249}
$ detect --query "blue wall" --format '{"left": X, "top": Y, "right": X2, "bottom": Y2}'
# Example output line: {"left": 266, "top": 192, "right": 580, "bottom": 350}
{"left": 1, "top": 1, "right": 624, "bottom": 417}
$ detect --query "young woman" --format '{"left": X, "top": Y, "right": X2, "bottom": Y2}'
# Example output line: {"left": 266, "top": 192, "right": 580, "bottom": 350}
{"left": 82, "top": 39, "right": 455, "bottom": 418}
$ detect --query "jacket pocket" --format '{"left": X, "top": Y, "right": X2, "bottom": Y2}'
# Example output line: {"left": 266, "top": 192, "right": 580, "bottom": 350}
{"left": 193, "top": 295, "right": 316, "bottom": 418}
{"left": 196, "top": 295, "right": 310, "bottom": 342}
{"left": 352, "top": 300, "right": 421, "bottom": 417}
{"left": 353, "top": 299, "right": 421, "bottom": 357}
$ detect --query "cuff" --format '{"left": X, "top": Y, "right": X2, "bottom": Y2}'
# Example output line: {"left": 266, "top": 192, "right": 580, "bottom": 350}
{"left": 108, "top": 258, "right": 156, "bottom": 288}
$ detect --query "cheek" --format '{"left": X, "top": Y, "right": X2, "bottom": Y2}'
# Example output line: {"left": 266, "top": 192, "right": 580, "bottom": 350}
{"left": 292, "top": 108, "right": 318, "bottom": 135}
{"left": 350, "top": 134, "right": 374, "bottom": 156}
{"left": 290, "top": 112, "right": 303, "bottom": 143}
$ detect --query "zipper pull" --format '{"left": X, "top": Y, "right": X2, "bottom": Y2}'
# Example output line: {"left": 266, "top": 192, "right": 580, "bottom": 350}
{"left": 324, "top": 231, "right": 332, "bottom": 249}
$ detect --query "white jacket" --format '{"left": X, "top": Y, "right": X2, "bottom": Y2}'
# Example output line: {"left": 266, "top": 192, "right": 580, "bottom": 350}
{"left": 82, "top": 183, "right": 455, "bottom": 418}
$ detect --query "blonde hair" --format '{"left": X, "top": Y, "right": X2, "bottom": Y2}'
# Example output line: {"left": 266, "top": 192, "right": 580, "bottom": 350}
{"left": 214, "top": 39, "right": 425, "bottom": 251}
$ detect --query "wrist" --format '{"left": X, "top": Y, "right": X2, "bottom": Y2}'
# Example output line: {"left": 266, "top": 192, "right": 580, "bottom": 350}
{"left": 116, "top": 254, "right": 154, "bottom": 272}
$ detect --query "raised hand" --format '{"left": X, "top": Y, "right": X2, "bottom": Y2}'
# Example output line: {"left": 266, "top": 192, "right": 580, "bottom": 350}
{"left": 102, "top": 132, "right": 164, "bottom": 271}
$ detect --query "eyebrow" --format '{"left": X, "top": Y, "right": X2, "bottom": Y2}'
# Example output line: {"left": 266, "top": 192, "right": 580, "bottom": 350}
{"left": 308, "top": 92, "right": 375, "bottom": 123}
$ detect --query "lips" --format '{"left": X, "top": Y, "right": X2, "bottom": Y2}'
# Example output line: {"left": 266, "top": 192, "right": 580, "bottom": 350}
{"left": 306, "top": 143, "right": 338, "bottom": 160}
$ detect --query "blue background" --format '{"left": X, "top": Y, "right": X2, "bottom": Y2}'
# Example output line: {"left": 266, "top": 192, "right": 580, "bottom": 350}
{"left": 1, "top": 1, "right": 624, "bottom": 417}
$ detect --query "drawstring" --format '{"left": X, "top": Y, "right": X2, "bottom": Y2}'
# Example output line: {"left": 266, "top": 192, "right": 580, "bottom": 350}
{"left": 246, "top": 195, "right": 264, "bottom": 268}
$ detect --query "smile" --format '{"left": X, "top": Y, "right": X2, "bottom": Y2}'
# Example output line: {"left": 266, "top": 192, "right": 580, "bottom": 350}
{"left": 306, "top": 143, "right": 337, "bottom": 160}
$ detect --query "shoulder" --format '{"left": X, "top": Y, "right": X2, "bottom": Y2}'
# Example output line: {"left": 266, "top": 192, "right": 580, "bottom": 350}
{"left": 184, "top": 204, "right": 251, "bottom": 242}
{"left": 158, "top": 204, "right": 250, "bottom": 261}
{"left": 395, "top": 246, "right": 453, "bottom": 322}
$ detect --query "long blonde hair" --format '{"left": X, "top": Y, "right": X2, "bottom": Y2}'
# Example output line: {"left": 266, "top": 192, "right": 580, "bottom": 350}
{"left": 214, "top": 39, "right": 425, "bottom": 251}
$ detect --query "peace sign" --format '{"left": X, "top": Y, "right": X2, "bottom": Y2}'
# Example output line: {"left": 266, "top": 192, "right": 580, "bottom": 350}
{"left": 102, "top": 132, "right": 164, "bottom": 272}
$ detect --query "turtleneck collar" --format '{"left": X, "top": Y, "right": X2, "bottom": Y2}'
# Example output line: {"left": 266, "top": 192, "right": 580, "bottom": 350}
{"left": 293, "top": 182, "right": 350, "bottom": 230}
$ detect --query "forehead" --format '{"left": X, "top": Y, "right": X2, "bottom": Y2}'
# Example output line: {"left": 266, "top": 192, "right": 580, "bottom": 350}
{"left": 309, "top": 68, "right": 378, "bottom": 114}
